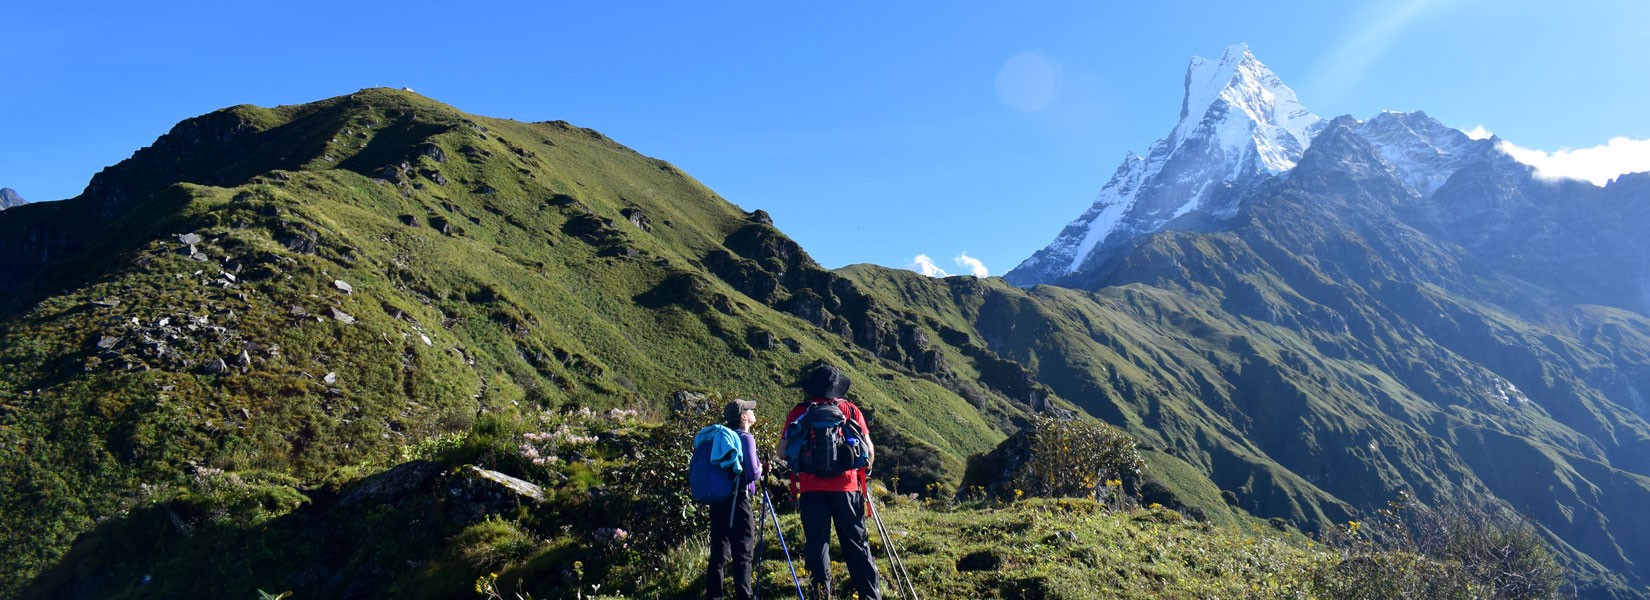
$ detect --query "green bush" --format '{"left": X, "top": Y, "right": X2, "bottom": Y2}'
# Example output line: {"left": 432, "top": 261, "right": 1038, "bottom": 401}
{"left": 961, "top": 415, "right": 1145, "bottom": 502}
{"left": 1313, "top": 493, "right": 1567, "bottom": 600}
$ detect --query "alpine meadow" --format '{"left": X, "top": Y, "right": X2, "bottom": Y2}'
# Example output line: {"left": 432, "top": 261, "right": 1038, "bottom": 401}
{"left": 4, "top": 42, "right": 1650, "bottom": 599}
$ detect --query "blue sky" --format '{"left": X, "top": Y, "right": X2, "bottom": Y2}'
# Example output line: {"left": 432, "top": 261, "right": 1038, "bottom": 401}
{"left": 4, "top": 1, "right": 1648, "bottom": 276}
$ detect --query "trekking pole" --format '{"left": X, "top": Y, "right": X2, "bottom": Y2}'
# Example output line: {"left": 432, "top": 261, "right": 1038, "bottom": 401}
{"left": 764, "top": 488, "right": 805, "bottom": 599}
{"left": 864, "top": 497, "right": 917, "bottom": 600}
{"left": 763, "top": 452, "right": 805, "bottom": 600}
{"left": 863, "top": 481, "right": 920, "bottom": 600}
{"left": 868, "top": 497, "right": 919, "bottom": 600}
{"left": 755, "top": 485, "right": 768, "bottom": 600}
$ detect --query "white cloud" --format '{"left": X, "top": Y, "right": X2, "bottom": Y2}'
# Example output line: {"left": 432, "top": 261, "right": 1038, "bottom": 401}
{"left": 908, "top": 254, "right": 949, "bottom": 277}
{"left": 1463, "top": 125, "right": 1494, "bottom": 140}
{"left": 953, "top": 252, "right": 989, "bottom": 277}
{"left": 1497, "top": 137, "right": 1650, "bottom": 186}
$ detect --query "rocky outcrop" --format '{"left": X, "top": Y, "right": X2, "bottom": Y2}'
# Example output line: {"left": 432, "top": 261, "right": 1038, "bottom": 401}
{"left": 444, "top": 465, "right": 547, "bottom": 525}
{"left": 0, "top": 188, "right": 25, "bottom": 210}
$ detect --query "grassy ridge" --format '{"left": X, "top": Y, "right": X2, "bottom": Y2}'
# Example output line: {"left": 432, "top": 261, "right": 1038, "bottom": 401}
{"left": 0, "top": 89, "right": 1027, "bottom": 594}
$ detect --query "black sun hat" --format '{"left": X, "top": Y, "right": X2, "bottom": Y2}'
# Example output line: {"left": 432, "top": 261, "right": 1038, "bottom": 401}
{"left": 800, "top": 363, "right": 851, "bottom": 399}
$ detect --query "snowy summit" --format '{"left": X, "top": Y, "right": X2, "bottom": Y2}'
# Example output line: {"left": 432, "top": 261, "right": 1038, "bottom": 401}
{"left": 1006, "top": 43, "right": 1324, "bottom": 286}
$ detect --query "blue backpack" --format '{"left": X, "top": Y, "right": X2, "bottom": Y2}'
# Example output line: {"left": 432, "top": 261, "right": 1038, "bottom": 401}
{"left": 689, "top": 424, "right": 744, "bottom": 505}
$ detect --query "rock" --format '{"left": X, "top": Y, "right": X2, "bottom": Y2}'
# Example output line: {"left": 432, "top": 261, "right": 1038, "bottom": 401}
{"left": 330, "top": 308, "right": 356, "bottom": 324}
{"left": 323, "top": 372, "right": 338, "bottom": 384}
{"left": 97, "top": 336, "right": 121, "bottom": 350}
{"left": 91, "top": 298, "right": 121, "bottom": 308}
{"left": 177, "top": 233, "right": 203, "bottom": 246}
{"left": 620, "top": 207, "right": 652, "bottom": 232}
{"left": 290, "top": 305, "right": 310, "bottom": 318}
{"left": 747, "top": 209, "right": 774, "bottom": 225}
{"left": 747, "top": 330, "right": 777, "bottom": 350}
{"left": 398, "top": 214, "right": 419, "bottom": 227}
{"left": 238, "top": 349, "right": 252, "bottom": 366}
{"left": 203, "top": 359, "right": 229, "bottom": 374}
{"left": 671, "top": 390, "right": 713, "bottom": 413}
{"left": 338, "top": 460, "right": 443, "bottom": 508}
{"left": 445, "top": 465, "right": 546, "bottom": 525}
{"left": 333, "top": 279, "right": 354, "bottom": 294}
{"left": 283, "top": 229, "right": 319, "bottom": 254}
{"left": 418, "top": 142, "right": 446, "bottom": 163}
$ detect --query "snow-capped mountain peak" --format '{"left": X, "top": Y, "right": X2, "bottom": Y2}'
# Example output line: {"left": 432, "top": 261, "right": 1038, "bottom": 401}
{"left": 1354, "top": 110, "right": 1490, "bottom": 197}
{"left": 1173, "top": 43, "right": 1320, "bottom": 173}
{"left": 1005, "top": 44, "right": 1322, "bottom": 287}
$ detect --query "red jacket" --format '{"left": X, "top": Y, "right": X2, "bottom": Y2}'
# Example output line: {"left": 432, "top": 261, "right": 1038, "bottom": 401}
{"left": 782, "top": 397, "right": 871, "bottom": 493}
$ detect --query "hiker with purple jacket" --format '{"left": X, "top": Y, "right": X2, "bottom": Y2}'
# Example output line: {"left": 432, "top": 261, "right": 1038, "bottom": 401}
{"left": 707, "top": 399, "right": 762, "bottom": 600}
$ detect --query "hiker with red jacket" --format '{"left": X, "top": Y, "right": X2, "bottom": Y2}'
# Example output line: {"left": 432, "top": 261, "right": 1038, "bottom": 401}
{"left": 780, "top": 364, "right": 881, "bottom": 599}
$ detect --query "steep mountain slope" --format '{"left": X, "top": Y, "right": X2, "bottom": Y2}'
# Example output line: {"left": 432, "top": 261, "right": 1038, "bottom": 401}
{"left": 0, "top": 89, "right": 1096, "bottom": 596}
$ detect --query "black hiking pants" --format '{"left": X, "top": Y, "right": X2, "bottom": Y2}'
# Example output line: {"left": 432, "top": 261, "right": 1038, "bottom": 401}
{"left": 708, "top": 487, "right": 756, "bottom": 600}
{"left": 800, "top": 491, "right": 881, "bottom": 600}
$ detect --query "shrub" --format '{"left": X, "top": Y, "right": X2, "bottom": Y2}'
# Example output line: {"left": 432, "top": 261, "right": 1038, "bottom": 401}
{"left": 1313, "top": 493, "right": 1567, "bottom": 600}
{"left": 960, "top": 415, "right": 1145, "bottom": 502}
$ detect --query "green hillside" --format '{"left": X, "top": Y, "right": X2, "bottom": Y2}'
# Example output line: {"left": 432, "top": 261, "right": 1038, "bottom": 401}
{"left": 0, "top": 89, "right": 1046, "bottom": 595}
{"left": 0, "top": 89, "right": 1631, "bottom": 598}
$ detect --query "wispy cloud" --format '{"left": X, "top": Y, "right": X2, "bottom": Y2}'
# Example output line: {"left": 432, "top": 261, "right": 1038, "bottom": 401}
{"left": 1462, "top": 125, "right": 1494, "bottom": 140}
{"left": 1498, "top": 137, "right": 1650, "bottom": 186}
{"left": 953, "top": 252, "right": 989, "bottom": 277}
{"left": 908, "top": 254, "right": 950, "bottom": 277}
{"left": 1308, "top": 0, "right": 1456, "bottom": 101}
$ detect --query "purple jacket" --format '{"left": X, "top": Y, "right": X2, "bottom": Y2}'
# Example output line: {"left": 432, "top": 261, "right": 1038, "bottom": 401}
{"left": 737, "top": 429, "right": 763, "bottom": 494}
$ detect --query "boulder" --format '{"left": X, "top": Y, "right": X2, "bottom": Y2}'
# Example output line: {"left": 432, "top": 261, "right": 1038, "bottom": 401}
{"left": 338, "top": 460, "right": 443, "bottom": 508}
{"left": 418, "top": 142, "right": 446, "bottom": 163}
{"left": 672, "top": 390, "right": 713, "bottom": 413}
{"left": 445, "top": 465, "right": 546, "bottom": 525}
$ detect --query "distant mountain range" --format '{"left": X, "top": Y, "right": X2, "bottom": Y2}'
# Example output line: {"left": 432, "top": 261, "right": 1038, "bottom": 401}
{"left": 2, "top": 46, "right": 1649, "bottom": 598}
{"left": 1001, "top": 43, "right": 1650, "bottom": 596}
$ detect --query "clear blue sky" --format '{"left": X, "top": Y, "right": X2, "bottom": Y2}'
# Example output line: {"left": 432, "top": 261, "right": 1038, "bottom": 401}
{"left": 4, "top": 1, "right": 1648, "bottom": 275}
